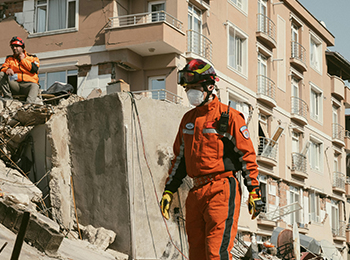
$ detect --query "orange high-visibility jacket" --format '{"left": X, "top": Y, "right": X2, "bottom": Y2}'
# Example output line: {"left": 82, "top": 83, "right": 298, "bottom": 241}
{"left": 0, "top": 50, "right": 40, "bottom": 83}
{"left": 165, "top": 95, "right": 259, "bottom": 193}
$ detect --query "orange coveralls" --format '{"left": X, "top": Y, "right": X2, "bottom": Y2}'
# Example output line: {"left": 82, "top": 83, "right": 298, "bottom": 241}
{"left": 165, "top": 95, "right": 259, "bottom": 260}
{"left": 0, "top": 50, "right": 40, "bottom": 83}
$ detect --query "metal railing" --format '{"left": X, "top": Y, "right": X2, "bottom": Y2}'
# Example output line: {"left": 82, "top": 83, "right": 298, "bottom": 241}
{"left": 187, "top": 30, "right": 213, "bottom": 62}
{"left": 333, "top": 171, "right": 345, "bottom": 190}
{"left": 291, "top": 152, "right": 307, "bottom": 174}
{"left": 332, "top": 123, "right": 344, "bottom": 140}
{"left": 291, "top": 96, "right": 308, "bottom": 119}
{"left": 257, "top": 13, "right": 276, "bottom": 43}
{"left": 257, "top": 75, "right": 276, "bottom": 101}
{"left": 131, "top": 89, "right": 183, "bottom": 104}
{"left": 291, "top": 41, "right": 306, "bottom": 64}
{"left": 257, "top": 136, "right": 278, "bottom": 161}
{"left": 107, "top": 11, "right": 183, "bottom": 31}
{"left": 332, "top": 220, "right": 346, "bottom": 237}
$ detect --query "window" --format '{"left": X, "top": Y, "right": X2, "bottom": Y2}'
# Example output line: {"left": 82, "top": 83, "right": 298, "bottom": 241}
{"left": 291, "top": 23, "right": 300, "bottom": 59}
{"left": 229, "top": 0, "right": 247, "bottom": 13}
{"left": 331, "top": 200, "right": 340, "bottom": 236}
{"left": 291, "top": 131, "right": 300, "bottom": 153}
{"left": 149, "top": 1, "right": 165, "bottom": 22}
{"left": 39, "top": 69, "right": 78, "bottom": 93}
{"left": 291, "top": 77, "right": 300, "bottom": 114}
{"left": 260, "top": 175, "right": 267, "bottom": 213}
{"left": 310, "top": 34, "right": 322, "bottom": 72}
{"left": 148, "top": 76, "right": 165, "bottom": 100}
{"left": 229, "top": 95, "right": 249, "bottom": 123}
{"left": 309, "top": 191, "right": 320, "bottom": 223}
{"left": 187, "top": 3, "right": 202, "bottom": 54}
{"left": 35, "top": 0, "right": 77, "bottom": 33}
{"left": 310, "top": 84, "right": 322, "bottom": 122}
{"left": 309, "top": 139, "right": 322, "bottom": 171}
{"left": 228, "top": 25, "right": 248, "bottom": 75}
{"left": 289, "top": 186, "right": 300, "bottom": 225}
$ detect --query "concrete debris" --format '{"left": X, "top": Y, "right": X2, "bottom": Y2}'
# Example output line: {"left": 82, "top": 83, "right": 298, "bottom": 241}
{"left": 80, "top": 224, "right": 117, "bottom": 251}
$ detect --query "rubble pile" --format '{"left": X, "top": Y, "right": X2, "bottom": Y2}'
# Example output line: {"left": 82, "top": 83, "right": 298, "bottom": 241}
{"left": 0, "top": 95, "right": 128, "bottom": 259}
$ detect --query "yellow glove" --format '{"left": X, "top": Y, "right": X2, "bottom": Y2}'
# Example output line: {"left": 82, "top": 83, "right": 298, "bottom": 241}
{"left": 248, "top": 188, "right": 264, "bottom": 220}
{"left": 160, "top": 191, "right": 173, "bottom": 220}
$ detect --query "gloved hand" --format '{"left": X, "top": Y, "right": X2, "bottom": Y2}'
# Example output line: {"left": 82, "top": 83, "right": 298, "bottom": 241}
{"left": 248, "top": 188, "right": 264, "bottom": 220}
{"left": 160, "top": 191, "right": 173, "bottom": 220}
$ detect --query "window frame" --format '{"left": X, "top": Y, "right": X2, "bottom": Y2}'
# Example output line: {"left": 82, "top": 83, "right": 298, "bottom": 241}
{"left": 309, "top": 82, "right": 323, "bottom": 124}
{"left": 34, "top": 0, "right": 79, "bottom": 35}
{"left": 308, "top": 190, "right": 320, "bottom": 223}
{"left": 310, "top": 32, "right": 322, "bottom": 73}
{"left": 228, "top": 0, "right": 247, "bottom": 14}
{"left": 39, "top": 69, "right": 78, "bottom": 92}
{"left": 227, "top": 22, "right": 248, "bottom": 77}
{"left": 309, "top": 136, "right": 323, "bottom": 172}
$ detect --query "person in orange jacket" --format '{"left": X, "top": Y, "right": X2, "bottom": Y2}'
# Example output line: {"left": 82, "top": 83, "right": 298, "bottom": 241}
{"left": 160, "top": 59, "right": 264, "bottom": 260}
{"left": 0, "top": 36, "right": 40, "bottom": 103}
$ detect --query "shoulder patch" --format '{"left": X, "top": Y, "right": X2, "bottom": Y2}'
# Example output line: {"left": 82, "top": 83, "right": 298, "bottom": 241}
{"left": 185, "top": 123, "right": 194, "bottom": 130}
{"left": 239, "top": 125, "right": 250, "bottom": 139}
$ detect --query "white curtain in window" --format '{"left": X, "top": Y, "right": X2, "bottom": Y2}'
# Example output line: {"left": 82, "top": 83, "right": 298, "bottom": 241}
{"left": 48, "top": 0, "right": 67, "bottom": 31}
{"left": 37, "top": 6, "right": 47, "bottom": 32}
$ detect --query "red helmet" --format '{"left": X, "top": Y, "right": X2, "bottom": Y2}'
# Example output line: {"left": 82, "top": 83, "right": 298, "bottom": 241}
{"left": 10, "top": 36, "right": 25, "bottom": 48}
{"left": 178, "top": 59, "right": 218, "bottom": 86}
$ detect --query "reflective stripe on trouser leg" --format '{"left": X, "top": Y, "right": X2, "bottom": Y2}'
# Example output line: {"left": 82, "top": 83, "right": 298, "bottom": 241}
{"left": 219, "top": 177, "right": 241, "bottom": 260}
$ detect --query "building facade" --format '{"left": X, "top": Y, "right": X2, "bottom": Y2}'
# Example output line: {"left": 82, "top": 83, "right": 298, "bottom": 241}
{"left": 1, "top": 0, "right": 350, "bottom": 257}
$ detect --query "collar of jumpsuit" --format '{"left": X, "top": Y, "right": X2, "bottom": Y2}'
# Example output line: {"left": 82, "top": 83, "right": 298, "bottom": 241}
{"left": 194, "top": 93, "right": 217, "bottom": 113}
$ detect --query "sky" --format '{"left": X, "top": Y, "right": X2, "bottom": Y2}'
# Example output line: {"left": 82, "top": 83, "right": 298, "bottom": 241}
{"left": 297, "top": 0, "right": 350, "bottom": 62}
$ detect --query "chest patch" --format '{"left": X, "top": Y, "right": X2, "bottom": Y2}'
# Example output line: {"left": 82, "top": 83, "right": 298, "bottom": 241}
{"left": 186, "top": 123, "right": 194, "bottom": 130}
{"left": 240, "top": 125, "right": 250, "bottom": 139}
{"left": 205, "top": 121, "right": 216, "bottom": 128}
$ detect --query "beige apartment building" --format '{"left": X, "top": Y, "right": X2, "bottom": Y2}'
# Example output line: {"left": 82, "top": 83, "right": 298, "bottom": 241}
{"left": 1, "top": 0, "right": 350, "bottom": 257}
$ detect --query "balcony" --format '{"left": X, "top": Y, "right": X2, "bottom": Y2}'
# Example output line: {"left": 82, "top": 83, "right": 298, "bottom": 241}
{"left": 330, "top": 75, "right": 345, "bottom": 100}
{"left": 290, "top": 41, "right": 307, "bottom": 72}
{"left": 333, "top": 220, "right": 346, "bottom": 242}
{"left": 257, "top": 137, "right": 278, "bottom": 167}
{"left": 105, "top": 11, "right": 185, "bottom": 57}
{"left": 332, "top": 123, "right": 345, "bottom": 147}
{"left": 256, "top": 14, "right": 276, "bottom": 49}
{"left": 291, "top": 96, "right": 308, "bottom": 125}
{"left": 291, "top": 153, "right": 307, "bottom": 179}
{"left": 257, "top": 75, "right": 276, "bottom": 107}
{"left": 186, "top": 30, "right": 213, "bottom": 63}
{"left": 332, "top": 171, "right": 345, "bottom": 193}
{"left": 131, "top": 89, "right": 183, "bottom": 104}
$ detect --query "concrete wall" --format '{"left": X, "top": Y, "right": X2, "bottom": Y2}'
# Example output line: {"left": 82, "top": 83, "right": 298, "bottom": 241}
{"left": 66, "top": 93, "right": 189, "bottom": 258}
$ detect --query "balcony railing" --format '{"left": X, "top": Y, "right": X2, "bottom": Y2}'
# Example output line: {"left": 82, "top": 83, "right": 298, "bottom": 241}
{"left": 333, "top": 220, "right": 346, "bottom": 238}
{"left": 291, "top": 152, "right": 307, "bottom": 174}
{"left": 257, "top": 13, "right": 276, "bottom": 43}
{"left": 131, "top": 89, "right": 183, "bottom": 104}
{"left": 257, "top": 75, "right": 276, "bottom": 101}
{"left": 291, "top": 41, "right": 306, "bottom": 64}
{"left": 257, "top": 137, "right": 278, "bottom": 161}
{"left": 291, "top": 96, "right": 308, "bottom": 119}
{"left": 333, "top": 171, "right": 345, "bottom": 190}
{"left": 187, "top": 30, "right": 213, "bottom": 62}
{"left": 107, "top": 11, "right": 183, "bottom": 31}
{"left": 332, "top": 123, "right": 344, "bottom": 140}
{"left": 345, "top": 130, "right": 350, "bottom": 138}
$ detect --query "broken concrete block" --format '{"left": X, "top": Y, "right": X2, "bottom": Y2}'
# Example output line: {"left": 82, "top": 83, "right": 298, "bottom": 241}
{"left": 81, "top": 224, "right": 116, "bottom": 251}
{"left": 25, "top": 217, "right": 42, "bottom": 245}
{"left": 2, "top": 204, "right": 23, "bottom": 231}
{"left": 0, "top": 200, "right": 9, "bottom": 223}
{"left": 105, "top": 249, "right": 129, "bottom": 260}
{"left": 36, "top": 226, "right": 64, "bottom": 254}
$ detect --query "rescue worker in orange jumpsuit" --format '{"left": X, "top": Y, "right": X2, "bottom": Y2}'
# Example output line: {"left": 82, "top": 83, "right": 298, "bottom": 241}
{"left": 160, "top": 59, "right": 264, "bottom": 260}
{"left": 0, "top": 36, "right": 40, "bottom": 103}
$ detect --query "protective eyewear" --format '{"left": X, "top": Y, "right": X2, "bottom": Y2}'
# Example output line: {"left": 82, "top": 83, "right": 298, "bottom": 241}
{"left": 177, "top": 70, "right": 215, "bottom": 86}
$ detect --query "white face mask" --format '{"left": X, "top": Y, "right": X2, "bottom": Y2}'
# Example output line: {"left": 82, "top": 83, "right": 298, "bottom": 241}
{"left": 186, "top": 89, "right": 204, "bottom": 106}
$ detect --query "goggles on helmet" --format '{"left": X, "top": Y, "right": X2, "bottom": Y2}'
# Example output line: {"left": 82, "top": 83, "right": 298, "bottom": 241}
{"left": 177, "top": 69, "right": 216, "bottom": 86}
